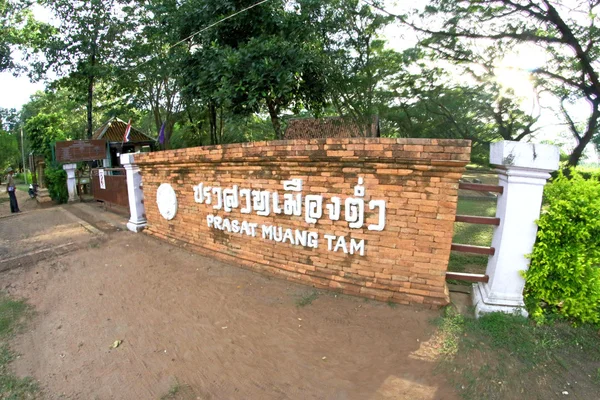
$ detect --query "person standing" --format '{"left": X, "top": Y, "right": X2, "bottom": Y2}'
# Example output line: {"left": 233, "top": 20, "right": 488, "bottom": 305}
{"left": 5, "top": 167, "right": 20, "bottom": 213}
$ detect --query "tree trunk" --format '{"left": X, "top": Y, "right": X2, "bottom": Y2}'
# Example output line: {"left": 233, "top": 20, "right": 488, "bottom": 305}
{"left": 86, "top": 40, "right": 97, "bottom": 139}
{"left": 208, "top": 103, "right": 218, "bottom": 145}
{"left": 567, "top": 103, "right": 599, "bottom": 167}
{"left": 266, "top": 98, "right": 282, "bottom": 140}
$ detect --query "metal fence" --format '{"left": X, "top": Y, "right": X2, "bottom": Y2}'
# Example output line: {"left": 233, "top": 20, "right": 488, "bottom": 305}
{"left": 91, "top": 168, "right": 129, "bottom": 208}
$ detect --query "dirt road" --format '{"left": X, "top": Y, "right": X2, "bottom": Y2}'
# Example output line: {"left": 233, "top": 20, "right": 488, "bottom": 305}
{"left": 1, "top": 204, "right": 457, "bottom": 400}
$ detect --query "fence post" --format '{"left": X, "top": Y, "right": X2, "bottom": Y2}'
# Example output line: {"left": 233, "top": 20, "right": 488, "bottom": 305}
{"left": 473, "top": 141, "right": 559, "bottom": 317}
{"left": 120, "top": 154, "right": 147, "bottom": 232}
{"left": 62, "top": 163, "right": 77, "bottom": 202}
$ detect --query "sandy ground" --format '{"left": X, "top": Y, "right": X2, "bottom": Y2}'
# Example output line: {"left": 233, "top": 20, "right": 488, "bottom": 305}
{"left": 0, "top": 187, "right": 39, "bottom": 218}
{"left": 0, "top": 214, "right": 458, "bottom": 400}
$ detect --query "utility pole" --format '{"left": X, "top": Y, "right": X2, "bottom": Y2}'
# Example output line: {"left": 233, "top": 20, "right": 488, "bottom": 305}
{"left": 20, "top": 126, "right": 27, "bottom": 185}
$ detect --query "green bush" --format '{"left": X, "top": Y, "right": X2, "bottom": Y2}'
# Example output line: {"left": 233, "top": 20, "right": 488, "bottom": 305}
{"left": 524, "top": 171, "right": 600, "bottom": 325}
{"left": 44, "top": 164, "right": 69, "bottom": 204}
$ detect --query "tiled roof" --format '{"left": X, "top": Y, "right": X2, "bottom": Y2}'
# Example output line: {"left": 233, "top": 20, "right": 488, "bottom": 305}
{"left": 284, "top": 116, "right": 379, "bottom": 139}
{"left": 92, "top": 117, "right": 155, "bottom": 143}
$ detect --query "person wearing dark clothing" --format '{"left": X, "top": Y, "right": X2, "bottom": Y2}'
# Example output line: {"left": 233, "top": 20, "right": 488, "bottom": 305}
{"left": 5, "top": 167, "right": 20, "bottom": 213}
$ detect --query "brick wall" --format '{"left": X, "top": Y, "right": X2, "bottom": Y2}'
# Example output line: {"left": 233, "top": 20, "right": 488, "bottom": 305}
{"left": 134, "top": 138, "right": 471, "bottom": 308}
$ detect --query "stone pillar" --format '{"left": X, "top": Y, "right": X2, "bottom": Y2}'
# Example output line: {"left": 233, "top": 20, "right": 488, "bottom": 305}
{"left": 62, "top": 163, "right": 77, "bottom": 202}
{"left": 473, "top": 141, "right": 560, "bottom": 317}
{"left": 120, "top": 153, "right": 147, "bottom": 232}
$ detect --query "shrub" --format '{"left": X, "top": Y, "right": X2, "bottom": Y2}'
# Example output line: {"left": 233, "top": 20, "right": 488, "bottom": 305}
{"left": 44, "top": 164, "right": 69, "bottom": 204}
{"left": 524, "top": 170, "right": 600, "bottom": 325}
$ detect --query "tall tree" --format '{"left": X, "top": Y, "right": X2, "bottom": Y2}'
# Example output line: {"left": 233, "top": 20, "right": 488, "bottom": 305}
{"left": 115, "top": 0, "right": 185, "bottom": 147}
{"left": 394, "top": 0, "right": 600, "bottom": 166}
{"left": 0, "top": 0, "right": 51, "bottom": 73}
{"left": 302, "top": 0, "right": 401, "bottom": 135}
{"left": 178, "top": 0, "right": 329, "bottom": 139}
{"left": 37, "top": 0, "right": 132, "bottom": 138}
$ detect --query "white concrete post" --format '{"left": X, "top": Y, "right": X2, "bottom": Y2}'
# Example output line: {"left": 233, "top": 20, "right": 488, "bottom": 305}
{"left": 62, "top": 163, "right": 77, "bottom": 202}
{"left": 120, "top": 153, "right": 147, "bottom": 232}
{"left": 473, "top": 141, "right": 560, "bottom": 317}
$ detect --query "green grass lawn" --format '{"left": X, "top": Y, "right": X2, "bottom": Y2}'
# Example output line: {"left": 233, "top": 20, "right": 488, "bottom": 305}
{"left": 449, "top": 198, "right": 497, "bottom": 275}
{"left": 437, "top": 309, "right": 600, "bottom": 400}
{"left": 0, "top": 294, "right": 38, "bottom": 398}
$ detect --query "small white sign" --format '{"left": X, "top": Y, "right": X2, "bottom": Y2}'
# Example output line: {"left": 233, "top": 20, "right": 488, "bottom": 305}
{"left": 98, "top": 169, "right": 106, "bottom": 190}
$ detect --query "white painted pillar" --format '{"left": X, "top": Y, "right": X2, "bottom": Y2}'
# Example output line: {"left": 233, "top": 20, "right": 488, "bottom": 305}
{"left": 120, "top": 153, "right": 147, "bottom": 232}
{"left": 473, "top": 141, "right": 559, "bottom": 317}
{"left": 62, "top": 163, "right": 77, "bottom": 202}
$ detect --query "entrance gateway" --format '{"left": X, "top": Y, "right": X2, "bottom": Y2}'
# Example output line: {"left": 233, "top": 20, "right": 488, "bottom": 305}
{"left": 130, "top": 138, "right": 471, "bottom": 307}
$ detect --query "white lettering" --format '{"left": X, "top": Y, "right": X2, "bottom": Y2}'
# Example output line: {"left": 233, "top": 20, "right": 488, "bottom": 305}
{"left": 240, "top": 189, "right": 252, "bottom": 214}
{"left": 212, "top": 187, "right": 223, "bottom": 209}
{"left": 213, "top": 216, "right": 223, "bottom": 230}
{"left": 334, "top": 236, "right": 348, "bottom": 254}
{"left": 307, "top": 232, "right": 319, "bottom": 249}
{"left": 193, "top": 183, "right": 204, "bottom": 203}
{"left": 206, "top": 214, "right": 214, "bottom": 227}
{"left": 304, "top": 194, "right": 323, "bottom": 224}
{"left": 324, "top": 234, "right": 336, "bottom": 251}
{"left": 350, "top": 238, "right": 365, "bottom": 256}
{"left": 295, "top": 229, "right": 307, "bottom": 247}
{"left": 252, "top": 190, "right": 271, "bottom": 216}
{"left": 223, "top": 185, "right": 239, "bottom": 212}
{"left": 222, "top": 218, "right": 231, "bottom": 232}
{"left": 248, "top": 223, "right": 258, "bottom": 237}
{"left": 203, "top": 186, "right": 212, "bottom": 204}
{"left": 273, "top": 226, "right": 283, "bottom": 242}
{"left": 282, "top": 228, "right": 294, "bottom": 244}
{"left": 240, "top": 221, "right": 251, "bottom": 235}
{"left": 326, "top": 196, "right": 341, "bottom": 220}
{"left": 368, "top": 200, "right": 386, "bottom": 231}
{"left": 262, "top": 224, "right": 273, "bottom": 240}
{"left": 345, "top": 197, "right": 365, "bottom": 229}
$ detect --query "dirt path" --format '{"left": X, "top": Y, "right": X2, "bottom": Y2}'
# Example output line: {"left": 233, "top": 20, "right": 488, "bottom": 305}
{"left": 1, "top": 228, "right": 457, "bottom": 400}
{"left": 0, "top": 187, "right": 39, "bottom": 217}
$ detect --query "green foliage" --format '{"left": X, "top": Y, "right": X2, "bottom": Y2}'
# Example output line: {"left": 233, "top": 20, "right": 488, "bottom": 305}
{"left": 524, "top": 171, "right": 600, "bottom": 324}
{"left": 0, "top": 130, "right": 19, "bottom": 172}
{"left": 44, "top": 163, "right": 68, "bottom": 203}
{"left": 0, "top": 0, "right": 53, "bottom": 73}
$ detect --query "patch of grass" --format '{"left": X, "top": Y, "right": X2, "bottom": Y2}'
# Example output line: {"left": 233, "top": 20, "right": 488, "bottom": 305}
{"left": 296, "top": 290, "right": 319, "bottom": 307}
{"left": 160, "top": 381, "right": 181, "bottom": 400}
{"left": 0, "top": 294, "right": 38, "bottom": 398}
{"left": 436, "top": 309, "right": 600, "bottom": 399}
{"left": 386, "top": 300, "right": 397, "bottom": 309}
{"left": 0, "top": 197, "right": 8, "bottom": 204}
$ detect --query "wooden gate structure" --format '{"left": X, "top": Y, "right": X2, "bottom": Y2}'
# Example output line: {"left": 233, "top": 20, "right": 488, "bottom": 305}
{"left": 91, "top": 168, "right": 129, "bottom": 208}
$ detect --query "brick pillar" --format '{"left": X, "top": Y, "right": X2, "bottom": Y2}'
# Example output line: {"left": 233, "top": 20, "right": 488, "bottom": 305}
{"left": 473, "top": 141, "right": 559, "bottom": 317}
{"left": 120, "top": 154, "right": 147, "bottom": 232}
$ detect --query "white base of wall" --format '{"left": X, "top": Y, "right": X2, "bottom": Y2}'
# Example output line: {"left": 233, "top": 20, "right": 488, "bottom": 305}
{"left": 472, "top": 282, "right": 528, "bottom": 318}
{"left": 127, "top": 221, "right": 147, "bottom": 233}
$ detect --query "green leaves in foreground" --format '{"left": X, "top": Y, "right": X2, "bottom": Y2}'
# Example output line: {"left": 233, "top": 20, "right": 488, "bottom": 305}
{"left": 524, "top": 171, "right": 600, "bottom": 325}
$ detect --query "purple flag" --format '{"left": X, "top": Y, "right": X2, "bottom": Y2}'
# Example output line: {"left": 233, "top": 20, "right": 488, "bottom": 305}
{"left": 158, "top": 122, "right": 166, "bottom": 145}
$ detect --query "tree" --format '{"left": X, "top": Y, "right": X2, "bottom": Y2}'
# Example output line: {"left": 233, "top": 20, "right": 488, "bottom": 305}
{"left": 115, "top": 0, "right": 185, "bottom": 148}
{"left": 0, "top": 0, "right": 52, "bottom": 73}
{"left": 178, "top": 0, "right": 329, "bottom": 139}
{"left": 302, "top": 0, "right": 402, "bottom": 135}
{"left": 394, "top": 0, "right": 600, "bottom": 166}
{"left": 37, "top": 0, "right": 132, "bottom": 138}
{"left": 0, "top": 130, "right": 19, "bottom": 172}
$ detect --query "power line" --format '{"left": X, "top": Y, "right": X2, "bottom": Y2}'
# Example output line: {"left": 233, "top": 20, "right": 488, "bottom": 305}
{"left": 169, "top": 0, "right": 272, "bottom": 51}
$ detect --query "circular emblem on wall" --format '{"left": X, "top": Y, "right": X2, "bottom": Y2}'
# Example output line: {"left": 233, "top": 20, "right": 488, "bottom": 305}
{"left": 156, "top": 183, "right": 178, "bottom": 221}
